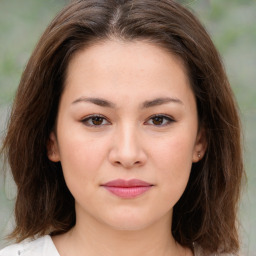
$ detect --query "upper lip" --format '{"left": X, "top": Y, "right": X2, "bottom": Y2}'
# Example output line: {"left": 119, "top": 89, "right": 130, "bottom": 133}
{"left": 102, "top": 179, "right": 153, "bottom": 187}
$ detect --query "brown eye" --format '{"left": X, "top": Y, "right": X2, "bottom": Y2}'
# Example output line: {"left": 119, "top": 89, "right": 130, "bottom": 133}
{"left": 91, "top": 116, "right": 104, "bottom": 125}
{"left": 146, "top": 115, "right": 175, "bottom": 127}
{"left": 82, "top": 115, "right": 110, "bottom": 127}
{"left": 152, "top": 116, "right": 164, "bottom": 125}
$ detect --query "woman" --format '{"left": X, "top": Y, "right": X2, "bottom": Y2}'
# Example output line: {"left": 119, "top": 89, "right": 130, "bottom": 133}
{"left": 0, "top": 0, "right": 244, "bottom": 255}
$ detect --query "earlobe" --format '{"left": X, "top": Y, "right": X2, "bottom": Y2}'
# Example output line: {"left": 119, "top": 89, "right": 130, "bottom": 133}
{"left": 192, "top": 128, "right": 207, "bottom": 163}
{"left": 47, "top": 132, "right": 60, "bottom": 162}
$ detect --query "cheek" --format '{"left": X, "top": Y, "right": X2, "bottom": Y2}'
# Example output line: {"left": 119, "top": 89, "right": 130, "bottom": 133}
{"left": 149, "top": 130, "right": 195, "bottom": 200}
{"left": 57, "top": 131, "right": 110, "bottom": 186}
{"left": 152, "top": 132, "right": 195, "bottom": 170}
{"left": 57, "top": 135, "right": 112, "bottom": 210}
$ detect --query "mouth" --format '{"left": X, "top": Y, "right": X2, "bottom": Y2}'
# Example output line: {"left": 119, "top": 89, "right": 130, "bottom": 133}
{"left": 101, "top": 179, "right": 154, "bottom": 199}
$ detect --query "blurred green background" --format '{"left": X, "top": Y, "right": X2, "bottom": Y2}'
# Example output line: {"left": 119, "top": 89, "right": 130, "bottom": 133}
{"left": 0, "top": 0, "right": 255, "bottom": 254}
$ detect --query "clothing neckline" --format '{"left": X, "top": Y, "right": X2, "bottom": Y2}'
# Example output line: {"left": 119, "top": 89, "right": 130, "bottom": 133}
{"left": 43, "top": 235, "right": 61, "bottom": 256}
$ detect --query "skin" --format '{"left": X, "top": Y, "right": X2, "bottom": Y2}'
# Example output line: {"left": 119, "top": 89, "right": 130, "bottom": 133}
{"left": 48, "top": 39, "right": 206, "bottom": 256}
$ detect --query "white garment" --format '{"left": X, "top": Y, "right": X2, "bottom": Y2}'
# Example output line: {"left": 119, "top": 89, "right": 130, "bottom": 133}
{"left": 0, "top": 235, "right": 234, "bottom": 256}
{"left": 0, "top": 235, "right": 60, "bottom": 256}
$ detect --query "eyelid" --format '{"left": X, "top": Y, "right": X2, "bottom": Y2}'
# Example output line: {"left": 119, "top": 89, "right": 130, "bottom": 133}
{"left": 80, "top": 114, "right": 175, "bottom": 127}
{"left": 81, "top": 114, "right": 111, "bottom": 127}
{"left": 144, "top": 114, "right": 176, "bottom": 126}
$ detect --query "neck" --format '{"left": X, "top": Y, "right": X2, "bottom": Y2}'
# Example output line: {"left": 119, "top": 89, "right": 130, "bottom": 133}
{"left": 53, "top": 209, "right": 189, "bottom": 256}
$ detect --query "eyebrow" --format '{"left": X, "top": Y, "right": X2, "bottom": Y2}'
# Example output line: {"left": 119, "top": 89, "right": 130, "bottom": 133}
{"left": 72, "top": 96, "right": 183, "bottom": 108}
{"left": 142, "top": 97, "right": 183, "bottom": 108}
{"left": 72, "top": 97, "right": 116, "bottom": 108}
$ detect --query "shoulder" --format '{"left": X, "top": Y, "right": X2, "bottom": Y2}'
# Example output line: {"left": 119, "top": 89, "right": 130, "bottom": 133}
{"left": 194, "top": 244, "right": 238, "bottom": 256}
{"left": 0, "top": 235, "right": 60, "bottom": 256}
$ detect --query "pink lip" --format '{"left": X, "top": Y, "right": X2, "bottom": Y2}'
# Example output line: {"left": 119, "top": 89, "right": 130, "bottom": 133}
{"left": 101, "top": 179, "right": 153, "bottom": 199}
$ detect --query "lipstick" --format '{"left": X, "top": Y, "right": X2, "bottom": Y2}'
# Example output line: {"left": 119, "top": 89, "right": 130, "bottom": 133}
{"left": 101, "top": 179, "right": 153, "bottom": 199}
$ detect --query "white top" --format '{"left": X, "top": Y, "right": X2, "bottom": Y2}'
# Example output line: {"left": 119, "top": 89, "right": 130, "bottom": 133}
{"left": 0, "top": 235, "right": 234, "bottom": 256}
{"left": 0, "top": 236, "right": 60, "bottom": 256}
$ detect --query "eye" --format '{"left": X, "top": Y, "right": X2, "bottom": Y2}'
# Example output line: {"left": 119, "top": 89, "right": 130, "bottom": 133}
{"left": 145, "top": 114, "right": 175, "bottom": 126}
{"left": 81, "top": 115, "right": 110, "bottom": 127}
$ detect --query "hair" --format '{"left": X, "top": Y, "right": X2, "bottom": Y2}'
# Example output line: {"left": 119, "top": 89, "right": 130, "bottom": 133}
{"left": 1, "top": 0, "right": 244, "bottom": 254}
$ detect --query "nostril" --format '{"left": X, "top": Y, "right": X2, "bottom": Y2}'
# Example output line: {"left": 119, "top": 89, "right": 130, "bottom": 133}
{"left": 109, "top": 145, "right": 147, "bottom": 168}
{"left": 115, "top": 161, "right": 121, "bottom": 165}
{"left": 113, "top": 160, "right": 141, "bottom": 168}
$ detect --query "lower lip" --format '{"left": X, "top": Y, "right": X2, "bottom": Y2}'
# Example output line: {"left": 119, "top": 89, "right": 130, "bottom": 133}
{"left": 102, "top": 186, "right": 152, "bottom": 198}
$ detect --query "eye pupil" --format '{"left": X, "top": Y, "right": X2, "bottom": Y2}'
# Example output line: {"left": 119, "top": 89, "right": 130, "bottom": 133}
{"left": 152, "top": 116, "right": 163, "bottom": 125}
{"left": 92, "top": 116, "right": 103, "bottom": 125}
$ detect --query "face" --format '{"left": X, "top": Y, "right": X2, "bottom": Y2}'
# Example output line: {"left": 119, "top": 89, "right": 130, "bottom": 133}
{"left": 48, "top": 40, "right": 206, "bottom": 231}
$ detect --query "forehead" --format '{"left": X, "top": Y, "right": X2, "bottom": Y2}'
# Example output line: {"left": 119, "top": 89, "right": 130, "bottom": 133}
{"left": 63, "top": 39, "right": 193, "bottom": 105}
{"left": 66, "top": 39, "right": 187, "bottom": 79}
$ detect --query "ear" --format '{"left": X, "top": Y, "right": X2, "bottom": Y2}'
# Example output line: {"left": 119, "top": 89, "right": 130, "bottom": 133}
{"left": 47, "top": 132, "right": 60, "bottom": 162}
{"left": 192, "top": 127, "right": 207, "bottom": 163}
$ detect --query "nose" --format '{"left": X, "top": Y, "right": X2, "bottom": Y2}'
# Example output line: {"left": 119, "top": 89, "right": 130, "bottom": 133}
{"left": 108, "top": 124, "right": 147, "bottom": 169}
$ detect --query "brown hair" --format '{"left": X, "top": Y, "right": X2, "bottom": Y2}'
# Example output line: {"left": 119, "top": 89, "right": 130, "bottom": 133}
{"left": 2, "top": 0, "right": 244, "bottom": 254}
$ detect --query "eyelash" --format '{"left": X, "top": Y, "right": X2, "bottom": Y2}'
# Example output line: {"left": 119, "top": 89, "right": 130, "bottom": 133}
{"left": 81, "top": 114, "right": 111, "bottom": 127}
{"left": 81, "top": 114, "right": 175, "bottom": 127}
{"left": 145, "top": 114, "right": 175, "bottom": 127}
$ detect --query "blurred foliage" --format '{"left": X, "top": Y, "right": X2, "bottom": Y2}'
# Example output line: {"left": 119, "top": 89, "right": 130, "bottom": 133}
{"left": 0, "top": 0, "right": 68, "bottom": 103}
{"left": 0, "top": 0, "right": 255, "bottom": 254}
{"left": 188, "top": 1, "right": 256, "bottom": 254}
{"left": 188, "top": 0, "right": 256, "bottom": 110}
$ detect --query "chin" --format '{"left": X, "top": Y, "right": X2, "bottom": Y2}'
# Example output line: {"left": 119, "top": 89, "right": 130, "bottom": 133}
{"left": 108, "top": 220, "right": 152, "bottom": 232}
{"left": 102, "top": 210, "right": 161, "bottom": 232}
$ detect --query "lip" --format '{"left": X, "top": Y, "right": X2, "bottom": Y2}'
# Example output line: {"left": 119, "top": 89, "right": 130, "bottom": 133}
{"left": 101, "top": 179, "right": 153, "bottom": 199}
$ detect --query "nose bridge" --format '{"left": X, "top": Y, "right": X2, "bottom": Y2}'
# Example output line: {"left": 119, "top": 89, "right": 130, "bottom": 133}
{"left": 119, "top": 122, "right": 138, "bottom": 154}
{"left": 109, "top": 121, "right": 146, "bottom": 168}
